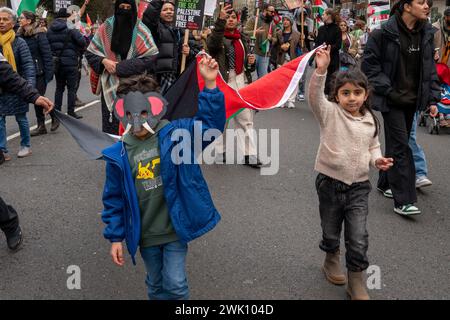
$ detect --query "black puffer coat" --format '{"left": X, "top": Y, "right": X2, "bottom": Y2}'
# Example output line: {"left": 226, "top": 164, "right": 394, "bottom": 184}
{"left": 361, "top": 15, "right": 440, "bottom": 112}
{"left": 17, "top": 25, "right": 54, "bottom": 83}
{"left": 0, "top": 55, "right": 39, "bottom": 104}
{"left": 142, "top": 0, "right": 194, "bottom": 74}
{"left": 47, "top": 19, "right": 87, "bottom": 69}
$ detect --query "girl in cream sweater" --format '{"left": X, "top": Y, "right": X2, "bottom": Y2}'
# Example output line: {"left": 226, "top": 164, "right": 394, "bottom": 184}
{"left": 308, "top": 46, "right": 393, "bottom": 300}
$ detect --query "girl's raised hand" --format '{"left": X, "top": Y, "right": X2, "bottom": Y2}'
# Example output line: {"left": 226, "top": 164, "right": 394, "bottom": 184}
{"left": 375, "top": 157, "right": 394, "bottom": 171}
{"left": 315, "top": 44, "right": 331, "bottom": 74}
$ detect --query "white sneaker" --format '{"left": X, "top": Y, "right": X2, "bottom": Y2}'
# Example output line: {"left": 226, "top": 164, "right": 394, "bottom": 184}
{"left": 17, "top": 147, "right": 32, "bottom": 158}
{"left": 394, "top": 204, "right": 421, "bottom": 216}
{"left": 287, "top": 102, "right": 296, "bottom": 109}
{"left": 415, "top": 176, "right": 432, "bottom": 189}
{"left": 297, "top": 94, "right": 305, "bottom": 101}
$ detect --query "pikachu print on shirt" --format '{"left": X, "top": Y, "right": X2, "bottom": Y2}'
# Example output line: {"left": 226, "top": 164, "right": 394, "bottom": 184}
{"left": 133, "top": 148, "right": 163, "bottom": 192}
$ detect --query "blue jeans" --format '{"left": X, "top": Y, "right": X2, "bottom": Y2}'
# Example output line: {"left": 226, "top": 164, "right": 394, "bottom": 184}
{"left": 409, "top": 111, "right": 428, "bottom": 178}
{"left": 0, "top": 113, "right": 31, "bottom": 154}
{"left": 140, "top": 240, "right": 189, "bottom": 300}
{"left": 256, "top": 55, "right": 270, "bottom": 79}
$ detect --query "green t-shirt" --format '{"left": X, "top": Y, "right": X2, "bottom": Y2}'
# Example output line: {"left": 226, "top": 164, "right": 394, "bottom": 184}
{"left": 123, "top": 120, "right": 178, "bottom": 248}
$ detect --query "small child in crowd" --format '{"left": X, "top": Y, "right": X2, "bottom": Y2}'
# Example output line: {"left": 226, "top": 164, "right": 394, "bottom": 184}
{"left": 101, "top": 56, "right": 225, "bottom": 300}
{"left": 308, "top": 46, "right": 393, "bottom": 300}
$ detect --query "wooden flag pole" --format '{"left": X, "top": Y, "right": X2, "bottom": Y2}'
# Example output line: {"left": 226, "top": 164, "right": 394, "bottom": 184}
{"left": 300, "top": 1, "right": 305, "bottom": 49}
{"left": 180, "top": 29, "right": 190, "bottom": 74}
{"left": 253, "top": 8, "right": 260, "bottom": 38}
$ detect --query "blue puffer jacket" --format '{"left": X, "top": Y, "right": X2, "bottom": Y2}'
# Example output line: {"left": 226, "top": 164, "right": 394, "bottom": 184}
{"left": 47, "top": 19, "right": 87, "bottom": 69}
{"left": 18, "top": 26, "right": 54, "bottom": 84}
{"left": 0, "top": 37, "right": 35, "bottom": 116}
{"left": 101, "top": 87, "right": 226, "bottom": 264}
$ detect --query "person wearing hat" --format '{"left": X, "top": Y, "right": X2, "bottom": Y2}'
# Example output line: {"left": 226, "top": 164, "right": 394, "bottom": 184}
{"left": 361, "top": 0, "right": 440, "bottom": 216}
{"left": 47, "top": 7, "right": 87, "bottom": 120}
{"left": 273, "top": 15, "right": 300, "bottom": 108}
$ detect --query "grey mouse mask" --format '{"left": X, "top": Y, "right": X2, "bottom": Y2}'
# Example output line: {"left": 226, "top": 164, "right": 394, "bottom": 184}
{"left": 113, "top": 91, "right": 168, "bottom": 135}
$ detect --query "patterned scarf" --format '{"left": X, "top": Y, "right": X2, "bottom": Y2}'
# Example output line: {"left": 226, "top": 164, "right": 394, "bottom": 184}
{"left": 224, "top": 29, "right": 245, "bottom": 75}
{"left": 0, "top": 30, "right": 17, "bottom": 71}
{"left": 87, "top": 16, "right": 158, "bottom": 113}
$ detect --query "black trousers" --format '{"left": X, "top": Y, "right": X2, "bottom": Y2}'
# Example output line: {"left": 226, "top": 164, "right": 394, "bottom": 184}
{"left": 34, "top": 75, "right": 56, "bottom": 125}
{"left": 0, "top": 196, "right": 19, "bottom": 236}
{"left": 378, "top": 107, "right": 417, "bottom": 207}
{"left": 316, "top": 174, "right": 371, "bottom": 272}
{"left": 54, "top": 67, "right": 78, "bottom": 114}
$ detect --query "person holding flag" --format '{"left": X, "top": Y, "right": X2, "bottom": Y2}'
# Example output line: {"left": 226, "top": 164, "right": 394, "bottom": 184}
{"left": 244, "top": 3, "right": 276, "bottom": 78}
{"left": 207, "top": 4, "right": 263, "bottom": 168}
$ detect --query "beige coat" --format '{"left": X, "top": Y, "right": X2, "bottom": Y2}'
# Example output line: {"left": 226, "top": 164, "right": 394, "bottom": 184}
{"left": 308, "top": 70, "right": 382, "bottom": 186}
{"left": 432, "top": 20, "right": 450, "bottom": 67}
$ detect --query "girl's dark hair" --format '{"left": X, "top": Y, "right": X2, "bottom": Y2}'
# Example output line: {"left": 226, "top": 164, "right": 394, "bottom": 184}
{"left": 329, "top": 68, "right": 380, "bottom": 137}
{"left": 21, "top": 10, "right": 36, "bottom": 23}
{"left": 117, "top": 73, "right": 160, "bottom": 96}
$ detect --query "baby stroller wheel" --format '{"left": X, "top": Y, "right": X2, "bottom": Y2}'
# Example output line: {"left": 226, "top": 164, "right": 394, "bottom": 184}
{"left": 435, "top": 118, "right": 440, "bottom": 135}
{"left": 418, "top": 111, "right": 426, "bottom": 127}
{"left": 426, "top": 116, "right": 434, "bottom": 134}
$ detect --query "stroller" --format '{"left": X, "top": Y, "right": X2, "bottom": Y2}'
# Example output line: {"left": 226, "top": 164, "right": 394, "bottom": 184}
{"left": 419, "top": 63, "right": 450, "bottom": 134}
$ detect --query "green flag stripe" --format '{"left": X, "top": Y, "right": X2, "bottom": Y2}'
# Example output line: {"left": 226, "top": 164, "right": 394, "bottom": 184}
{"left": 17, "top": 0, "right": 40, "bottom": 16}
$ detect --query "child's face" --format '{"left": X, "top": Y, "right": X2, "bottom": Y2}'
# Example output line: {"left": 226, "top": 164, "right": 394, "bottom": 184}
{"left": 335, "top": 83, "right": 368, "bottom": 117}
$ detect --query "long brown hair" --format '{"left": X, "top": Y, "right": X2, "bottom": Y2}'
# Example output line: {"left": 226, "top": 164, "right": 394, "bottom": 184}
{"left": 329, "top": 68, "right": 380, "bottom": 137}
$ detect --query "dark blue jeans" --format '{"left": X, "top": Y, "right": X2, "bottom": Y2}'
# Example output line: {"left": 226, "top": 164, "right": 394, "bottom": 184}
{"left": 316, "top": 173, "right": 371, "bottom": 272}
{"left": 54, "top": 67, "right": 78, "bottom": 114}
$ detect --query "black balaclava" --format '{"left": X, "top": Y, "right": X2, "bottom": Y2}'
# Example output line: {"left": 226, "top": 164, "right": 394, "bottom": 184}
{"left": 111, "top": 0, "right": 137, "bottom": 60}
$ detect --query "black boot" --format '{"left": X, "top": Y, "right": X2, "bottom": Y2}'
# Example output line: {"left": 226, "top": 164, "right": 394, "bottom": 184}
{"left": 0, "top": 151, "right": 4, "bottom": 165}
{"left": 243, "top": 155, "right": 263, "bottom": 168}
{"left": 68, "top": 111, "right": 83, "bottom": 119}
{"left": 6, "top": 225, "right": 23, "bottom": 251}
{"left": 30, "top": 123, "right": 47, "bottom": 136}
{"left": 50, "top": 117, "right": 60, "bottom": 132}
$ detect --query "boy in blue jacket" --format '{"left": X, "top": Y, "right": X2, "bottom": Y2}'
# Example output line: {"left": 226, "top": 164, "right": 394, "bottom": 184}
{"left": 101, "top": 56, "right": 225, "bottom": 300}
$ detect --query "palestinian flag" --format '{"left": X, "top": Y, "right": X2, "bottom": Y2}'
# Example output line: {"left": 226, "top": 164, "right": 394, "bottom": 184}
{"left": 11, "top": 0, "right": 40, "bottom": 16}
{"left": 165, "top": 48, "right": 320, "bottom": 120}
{"left": 312, "top": 0, "right": 328, "bottom": 15}
{"left": 57, "top": 48, "right": 321, "bottom": 159}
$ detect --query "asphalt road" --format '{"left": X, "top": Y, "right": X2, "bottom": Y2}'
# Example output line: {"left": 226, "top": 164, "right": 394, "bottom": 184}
{"left": 0, "top": 74, "right": 449, "bottom": 300}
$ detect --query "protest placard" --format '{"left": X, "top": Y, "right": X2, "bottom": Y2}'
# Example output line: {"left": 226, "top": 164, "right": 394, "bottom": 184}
{"left": 175, "top": 0, "right": 205, "bottom": 30}
{"left": 54, "top": 0, "right": 72, "bottom": 12}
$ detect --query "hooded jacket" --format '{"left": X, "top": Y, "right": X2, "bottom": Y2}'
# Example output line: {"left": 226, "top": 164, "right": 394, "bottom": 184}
{"left": 47, "top": 18, "right": 87, "bottom": 69}
{"left": 101, "top": 87, "right": 225, "bottom": 264}
{"left": 361, "top": 14, "right": 440, "bottom": 112}
{"left": 17, "top": 24, "right": 54, "bottom": 84}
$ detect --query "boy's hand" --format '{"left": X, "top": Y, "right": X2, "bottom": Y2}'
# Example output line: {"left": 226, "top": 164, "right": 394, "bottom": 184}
{"left": 375, "top": 157, "right": 394, "bottom": 171}
{"left": 315, "top": 44, "right": 330, "bottom": 75}
{"left": 199, "top": 56, "right": 219, "bottom": 89}
{"left": 111, "top": 242, "right": 125, "bottom": 266}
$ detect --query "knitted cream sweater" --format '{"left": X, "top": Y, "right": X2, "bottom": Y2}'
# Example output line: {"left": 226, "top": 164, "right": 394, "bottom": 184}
{"left": 308, "top": 70, "right": 383, "bottom": 186}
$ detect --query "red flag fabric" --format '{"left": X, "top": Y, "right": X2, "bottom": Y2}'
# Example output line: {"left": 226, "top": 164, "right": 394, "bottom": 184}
{"left": 86, "top": 13, "right": 92, "bottom": 27}
{"left": 196, "top": 47, "right": 320, "bottom": 118}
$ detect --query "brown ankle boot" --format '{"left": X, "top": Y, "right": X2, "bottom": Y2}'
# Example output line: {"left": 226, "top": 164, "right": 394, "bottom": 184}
{"left": 30, "top": 124, "right": 47, "bottom": 136}
{"left": 347, "top": 271, "right": 370, "bottom": 300}
{"left": 50, "top": 118, "right": 60, "bottom": 132}
{"left": 322, "top": 251, "right": 346, "bottom": 285}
